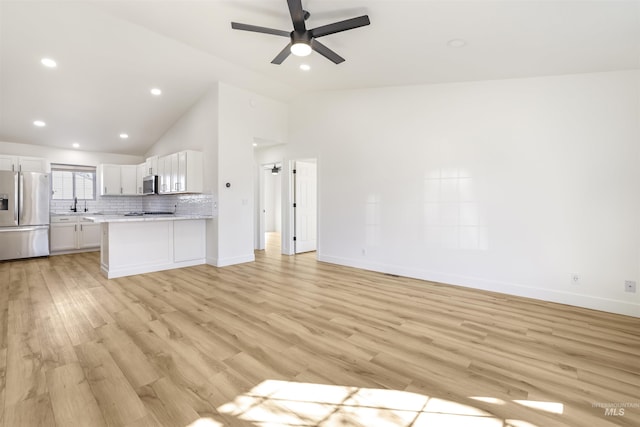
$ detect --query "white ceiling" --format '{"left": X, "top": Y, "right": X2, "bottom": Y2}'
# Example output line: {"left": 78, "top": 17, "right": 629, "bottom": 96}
{"left": 1, "top": 0, "right": 639, "bottom": 156}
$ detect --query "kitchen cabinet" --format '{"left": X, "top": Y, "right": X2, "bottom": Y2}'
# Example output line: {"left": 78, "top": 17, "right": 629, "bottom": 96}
{"left": 0, "top": 155, "right": 50, "bottom": 173}
{"left": 50, "top": 215, "right": 100, "bottom": 253}
{"left": 50, "top": 217, "right": 77, "bottom": 252}
{"left": 79, "top": 218, "right": 101, "bottom": 248}
{"left": 98, "top": 217, "right": 206, "bottom": 278}
{"left": 136, "top": 163, "right": 146, "bottom": 195}
{"left": 158, "top": 150, "right": 203, "bottom": 194}
{"left": 98, "top": 164, "right": 137, "bottom": 196}
{"left": 157, "top": 154, "right": 173, "bottom": 194}
{"left": 174, "top": 220, "right": 206, "bottom": 262}
{"left": 99, "top": 164, "right": 120, "bottom": 195}
{"left": 144, "top": 156, "right": 158, "bottom": 176}
{"left": 120, "top": 165, "right": 137, "bottom": 195}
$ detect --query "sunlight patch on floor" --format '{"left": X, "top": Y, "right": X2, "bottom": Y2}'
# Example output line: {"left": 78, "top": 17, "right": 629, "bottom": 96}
{"left": 216, "top": 380, "right": 559, "bottom": 426}
{"left": 185, "top": 418, "right": 223, "bottom": 427}
{"left": 513, "top": 399, "right": 564, "bottom": 414}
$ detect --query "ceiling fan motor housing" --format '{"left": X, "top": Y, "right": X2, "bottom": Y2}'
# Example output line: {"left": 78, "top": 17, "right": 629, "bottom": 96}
{"left": 291, "top": 30, "right": 312, "bottom": 45}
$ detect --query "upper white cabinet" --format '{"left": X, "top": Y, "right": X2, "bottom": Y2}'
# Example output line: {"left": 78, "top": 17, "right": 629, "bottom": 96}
{"left": 158, "top": 150, "right": 202, "bottom": 194}
{"left": 144, "top": 156, "right": 158, "bottom": 176}
{"left": 120, "top": 165, "right": 137, "bottom": 195}
{"left": 157, "top": 154, "right": 172, "bottom": 194}
{"left": 0, "top": 156, "right": 12, "bottom": 171}
{"left": 136, "top": 163, "right": 146, "bottom": 195}
{"left": 99, "top": 164, "right": 120, "bottom": 195}
{"left": 0, "top": 155, "right": 50, "bottom": 173}
{"left": 98, "top": 164, "right": 138, "bottom": 196}
{"left": 98, "top": 151, "right": 201, "bottom": 197}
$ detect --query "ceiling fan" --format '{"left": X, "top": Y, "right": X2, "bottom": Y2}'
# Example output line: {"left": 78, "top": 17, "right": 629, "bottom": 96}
{"left": 231, "top": 0, "right": 370, "bottom": 65}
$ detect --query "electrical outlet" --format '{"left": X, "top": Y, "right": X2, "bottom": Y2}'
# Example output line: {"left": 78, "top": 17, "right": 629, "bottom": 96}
{"left": 624, "top": 280, "right": 636, "bottom": 293}
{"left": 571, "top": 274, "right": 580, "bottom": 285}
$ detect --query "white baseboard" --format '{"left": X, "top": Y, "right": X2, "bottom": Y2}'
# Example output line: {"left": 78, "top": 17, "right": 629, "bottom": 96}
{"left": 318, "top": 254, "right": 640, "bottom": 318}
{"left": 103, "top": 258, "right": 206, "bottom": 279}
{"left": 208, "top": 253, "right": 255, "bottom": 268}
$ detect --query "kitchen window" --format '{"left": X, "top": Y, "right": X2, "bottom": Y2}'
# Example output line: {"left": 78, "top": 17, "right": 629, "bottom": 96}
{"left": 51, "top": 164, "right": 96, "bottom": 200}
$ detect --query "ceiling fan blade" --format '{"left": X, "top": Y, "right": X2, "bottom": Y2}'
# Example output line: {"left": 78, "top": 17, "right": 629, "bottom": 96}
{"left": 271, "top": 43, "right": 292, "bottom": 64}
{"left": 287, "top": 0, "right": 307, "bottom": 32}
{"left": 311, "top": 15, "right": 370, "bottom": 38}
{"left": 311, "top": 40, "right": 345, "bottom": 64}
{"left": 231, "top": 22, "right": 290, "bottom": 37}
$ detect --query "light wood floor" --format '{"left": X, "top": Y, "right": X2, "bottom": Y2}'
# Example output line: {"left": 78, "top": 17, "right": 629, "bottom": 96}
{"left": 0, "top": 235, "right": 638, "bottom": 427}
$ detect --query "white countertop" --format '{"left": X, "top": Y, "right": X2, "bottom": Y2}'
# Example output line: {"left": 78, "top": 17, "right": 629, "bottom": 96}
{"left": 82, "top": 214, "right": 212, "bottom": 223}
{"left": 51, "top": 212, "right": 102, "bottom": 216}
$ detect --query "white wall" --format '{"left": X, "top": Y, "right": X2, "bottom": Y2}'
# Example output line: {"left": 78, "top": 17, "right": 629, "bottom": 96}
{"left": 216, "top": 83, "right": 288, "bottom": 265}
{"left": 286, "top": 70, "right": 640, "bottom": 317}
{"left": 0, "top": 141, "right": 143, "bottom": 165}
{"left": 144, "top": 87, "right": 217, "bottom": 158}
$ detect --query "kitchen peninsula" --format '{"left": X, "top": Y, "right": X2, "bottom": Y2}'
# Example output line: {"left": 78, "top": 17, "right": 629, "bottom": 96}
{"left": 84, "top": 213, "right": 211, "bottom": 279}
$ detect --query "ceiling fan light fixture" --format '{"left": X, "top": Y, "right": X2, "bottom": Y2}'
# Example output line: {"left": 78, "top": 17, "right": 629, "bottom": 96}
{"left": 290, "top": 42, "right": 312, "bottom": 57}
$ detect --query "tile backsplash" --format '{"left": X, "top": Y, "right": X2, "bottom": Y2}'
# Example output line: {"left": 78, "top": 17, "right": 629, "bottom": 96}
{"left": 51, "top": 193, "right": 214, "bottom": 216}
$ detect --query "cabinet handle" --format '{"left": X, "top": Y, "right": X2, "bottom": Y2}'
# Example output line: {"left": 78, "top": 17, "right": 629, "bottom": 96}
{"left": 74, "top": 224, "right": 77, "bottom": 232}
{"left": 120, "top": 187, "right": 123, "bottom": 194}
{"left": 149, "top": 167, "right": 152, "bottom": 175}
{"left": 59, "top": 218, "right": 69, "bottom": 221}
{"left": 104, "top": 186, "right": 107, "bottom": 194}
{"left": 80, "top": 225, "right": 83, "bottom": 231}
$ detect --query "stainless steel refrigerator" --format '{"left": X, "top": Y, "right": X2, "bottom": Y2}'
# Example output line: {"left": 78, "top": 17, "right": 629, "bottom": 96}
{"left": 0, "top": 170, "right": 50, "bottom": 261}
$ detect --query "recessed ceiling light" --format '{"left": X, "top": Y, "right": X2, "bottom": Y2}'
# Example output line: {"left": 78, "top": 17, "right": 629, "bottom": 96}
{"left": 447, "top": 39, "right": 467, "bottom": 48}
{"left": 119, "top": 133, "right": 129, "bottom": 139}
{"left": 252, "top": 143, "right": 258, "bottom": 147}
{"left": 72, "top": 142, "right": 80, "bottom": 148}
{"left": 33, "top": 120, "right": 46, "bottom": 127}
{"left": 150, "top": 88, "right": 162, "bottom": 96}
{"left": 41, "top": 58, "right": 57, "bottom": 68}
{"left": 299, "top": 64, "right": 311, "bottom": 71}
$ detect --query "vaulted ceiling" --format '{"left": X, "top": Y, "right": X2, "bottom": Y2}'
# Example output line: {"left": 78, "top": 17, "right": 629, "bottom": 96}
{"left": 1, "top": 1, "right": 638, "bottom": 155}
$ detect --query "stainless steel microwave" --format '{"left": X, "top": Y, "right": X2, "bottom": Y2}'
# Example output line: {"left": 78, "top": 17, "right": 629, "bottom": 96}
{"left": 142, "top": 175, "right": 158, "bottom": 195}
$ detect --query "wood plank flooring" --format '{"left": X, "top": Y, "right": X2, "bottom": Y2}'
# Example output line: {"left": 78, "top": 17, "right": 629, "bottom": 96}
{"left": 0, "top": 233, "right": 638, "bottom": 426}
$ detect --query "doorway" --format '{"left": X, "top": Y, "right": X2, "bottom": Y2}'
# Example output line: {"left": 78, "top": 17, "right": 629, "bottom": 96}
{"left": 259, "top": 162, "right": 282, "bottom": 253}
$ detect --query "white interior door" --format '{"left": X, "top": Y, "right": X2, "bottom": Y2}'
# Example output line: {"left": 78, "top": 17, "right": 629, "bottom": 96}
{"left": 257, "top": 168, "right": 267, "bottom": 250}
{"left": 294, "top": 161, "right": 317, "bottom": 253}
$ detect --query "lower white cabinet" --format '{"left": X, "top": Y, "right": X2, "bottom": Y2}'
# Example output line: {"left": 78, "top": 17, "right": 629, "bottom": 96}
{"left": 100, "top": 219, "right": 205, "bottom": 278}
{"left": 50, "top": 218, "right": 77, "bottom": 252}
{"left": 79, "top": 219, "right": 101, "bottom": 249}
{"left": 174, "top": 220, "right": 206, "bottom": 262}
{"left": 50, "top": 216, "right": 101, "bottom": 253}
